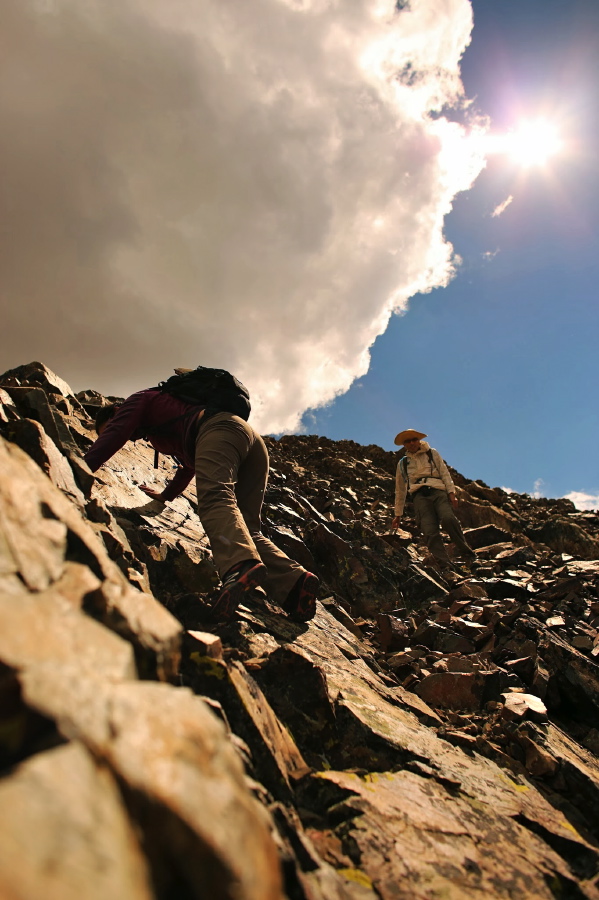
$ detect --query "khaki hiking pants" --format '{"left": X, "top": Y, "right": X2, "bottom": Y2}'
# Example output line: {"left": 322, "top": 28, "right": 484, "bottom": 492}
{"left": 194, "top": 412, "right": 305, "bottom": 603}
{"left": 412, "top": 487, "right": 473, "bottom": 564}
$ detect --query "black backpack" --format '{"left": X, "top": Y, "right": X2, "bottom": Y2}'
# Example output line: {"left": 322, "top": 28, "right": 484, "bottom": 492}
{"left": 146, "top": 367, "right": 251, "bottom": 469}
{"left": 154, "top": 366, "right": 251, "bottom": 420}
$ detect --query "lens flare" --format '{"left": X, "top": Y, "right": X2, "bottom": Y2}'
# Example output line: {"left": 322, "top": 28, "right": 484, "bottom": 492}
{"left": 506, "top": 119, "right": 562, "bottom": 166}
{"left": 482, "top": 118, "right": 563, "bottom": 167}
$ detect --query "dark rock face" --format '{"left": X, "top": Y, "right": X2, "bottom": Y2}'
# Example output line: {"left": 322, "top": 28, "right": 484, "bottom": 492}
{"left": 527, "top": 518, "right": 599, "bottom": 559}
{"left": 3, "top": 361, "right": 599, "bottom": 899}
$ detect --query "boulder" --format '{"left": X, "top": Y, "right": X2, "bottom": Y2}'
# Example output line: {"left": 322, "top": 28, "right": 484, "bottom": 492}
{"left": 0, "top": 742, "right": 153, "bottom": 900}
{"left": 464, "top": 524, "right": 513, "bottom": 549}
{"left": 527, "top": 519, "right": 599, "bottom": 560}
{"left": 415, "top": 671, "right": 488, "bottom": 711}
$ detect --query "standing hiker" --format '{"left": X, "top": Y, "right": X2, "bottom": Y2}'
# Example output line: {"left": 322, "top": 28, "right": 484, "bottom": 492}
{"left": 391, "top": 428, "right": 476, "bottom": 574}
{"left": 84, "top": 375, "right": 319, "bottom": 622}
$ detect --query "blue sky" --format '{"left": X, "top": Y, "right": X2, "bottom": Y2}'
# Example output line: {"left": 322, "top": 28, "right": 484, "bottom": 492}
{"left": 303, "top": 0, "right": 599, "bottom": 505}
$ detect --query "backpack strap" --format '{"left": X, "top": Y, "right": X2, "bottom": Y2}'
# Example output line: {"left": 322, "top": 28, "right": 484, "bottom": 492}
{"left": 145, "top": 407, "right": 203, "bottom": 469}
{"left": 401, "top": 449, "right": 438, "bottom": 492}
{"left": 400, "top": 455, "right": 410, "bottom": 488}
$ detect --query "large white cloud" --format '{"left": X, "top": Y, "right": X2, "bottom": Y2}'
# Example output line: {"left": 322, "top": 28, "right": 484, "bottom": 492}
{"left": 0, "top": 0, "right": 483, "bottom": 432}
{"left": 563, "top": 491, "right": 599, "bottom": 512}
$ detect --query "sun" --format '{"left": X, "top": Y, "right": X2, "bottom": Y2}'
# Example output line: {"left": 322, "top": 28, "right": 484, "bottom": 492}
{"left": 505, "top": 119, "right": 563, "bottom": 167}
{"left": 484, "top": 118, "right": 563, "bottom": 168}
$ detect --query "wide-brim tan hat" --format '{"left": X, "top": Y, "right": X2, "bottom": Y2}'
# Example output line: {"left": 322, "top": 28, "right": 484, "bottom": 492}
{"left": 394, "top": 428, "right": 427, "bottom": 446}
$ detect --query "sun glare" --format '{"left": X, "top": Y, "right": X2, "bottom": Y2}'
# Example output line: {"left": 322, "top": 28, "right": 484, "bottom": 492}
{"left": 483, "top": 118, "right": 563, "bottom": 168}
{"left": 507, "top": 120, "right": 562, "bottom": 166}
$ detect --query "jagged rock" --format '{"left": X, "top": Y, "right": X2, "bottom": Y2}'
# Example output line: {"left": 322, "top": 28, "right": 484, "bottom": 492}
{"left": 456, "top": 494, "right": 522, "bottom": 533}
{"left": 322, "top": 597, "right": 363, "bottom": 636}
{"left": 184, "top": 654, "right": 310, "bottom": 801}
{"left": 505, "top": 656, "right": 536, "bottom": 683}
{"left": 412, "top": 620, "right": 476, "bottom": 655}
{"left": 0, "top": 361, "right": 77, "bottom": 401}
{"left": 0, "top": 741, "right": 153, "bottom": 900}
{"left": 306, "top": 522, "right": 406, "bottom": 616}
{"left": 415, "top": 671, "right": 489, "bottom": 710}
{"left": 445, "top": 581, "right": 489, "bottom": 602}
{"left": 375, "top": 613, "right": 409, "bottom": 651}
{"left": 4, "top": 363, "right": 599, "bottom": 898}
{"left": 401, "top": 564, "right": 448, "bottom": 607}
{"left": 4, "top": 416, "right": 85, "bottom": 506}
{"left": 538, "top": 631, "right": 599, "bottom": 726}
{"left": 0, "top": 563, "right": 136, "bottom": 682}
{"left": 528, "top": 518, "right": 599, "bottom": 560}
{"left": 185, "top": 630, "right": 223, "bottom": 659}
{"left": 298, "top": 765, "right": 599, "bottom": 900}
{"left": 3, "top": 385, "right": 94, "bottom": 492}
{"left": 465, "top": 480, "right": 506, "bottom": 504}
{"left": 501, "top": 692, "right": 548, "bottom": 723}
{"left": 464, "top": 524, "right": 513, "bottom": 549}
{"left": 0, "top": 387, "right": 19, "bottom": 425}
{"left": 540, "top": 725, "right": 599, "bottom": 832}
{"left": 485, "top": 578, "right": 532, "bottom": 601}
{"left": 19, "top": 672, "right": 284, "bottom": 900}
{"left": 517, "top": 733, "right": 558, "bottom": 777}
{"left": 573, "top": 633, "right": 595, "bottom": 652}
{"left": 381, "top": 527, "right": 413, "bottom": 546}
{"left": 267, "top": 524, "right": 316, "bottom": 570}
{"left": 0, "top": 436, "right": 181, "bottom": 679}
{"left": 566, "top": 560, "right": 599, "bottom": 577}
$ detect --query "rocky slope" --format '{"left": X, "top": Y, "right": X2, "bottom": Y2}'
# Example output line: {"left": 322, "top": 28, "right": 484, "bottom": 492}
{"left": 1, "top": 360, "right": 599, "bottom": 900}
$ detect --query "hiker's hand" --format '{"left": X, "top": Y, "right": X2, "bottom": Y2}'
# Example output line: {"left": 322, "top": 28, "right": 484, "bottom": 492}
{"left": 140, "top": 485, "right": 166, "bottom": 501}
{"left": 392, "top": 516, "right": 401, "bottom": 529}
{"left": 449, "top": 492, "right": 458, "bottom": 509}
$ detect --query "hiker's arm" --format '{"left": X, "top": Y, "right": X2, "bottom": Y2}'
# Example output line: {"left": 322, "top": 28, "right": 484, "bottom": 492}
{"left": 84, "top": 392, "right": 147, "bottom": 472}
{"left": 139, "top": 485, "right": 165, "bottom": 501}
{"left": 394, "top": 461, "right": 407, "bottom": 518}
{"left": 140, "top": 465, "right": 194, "bottom": 502}
{"left": 160, "top": 466, "right": 195, "bottom": 502}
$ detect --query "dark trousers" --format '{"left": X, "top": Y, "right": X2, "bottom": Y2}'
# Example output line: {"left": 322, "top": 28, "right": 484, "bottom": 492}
{"left": 194, "top": 412, "right": 304, "bottom": 602}
{"left": 412, "top": 487, "right": 473, "bottom": 564}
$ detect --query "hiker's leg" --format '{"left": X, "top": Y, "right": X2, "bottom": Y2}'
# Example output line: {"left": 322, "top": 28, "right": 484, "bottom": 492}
{"left": 413, "top": 490, "right": 450, "bottom": 563}
{"left": 194, "top": 413, "right": 260, "bottom": 577}
{"left": 235, "top": 430, "right": 305, "bottom": 603}
{"left": 435, "top": 491, "right": 475, "bottom": 558}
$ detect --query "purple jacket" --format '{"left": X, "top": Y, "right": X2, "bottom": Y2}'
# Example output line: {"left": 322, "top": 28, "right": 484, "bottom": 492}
{"left": 84, "top": 389, "right": 203, "bottom": 500}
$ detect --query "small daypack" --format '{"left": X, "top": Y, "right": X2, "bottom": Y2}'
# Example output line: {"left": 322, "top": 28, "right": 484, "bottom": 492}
{"left": 147, "top": 366, "right": 251, "bottom": 468}
{"left": 154, "top": 366, "right": 251, "bottom": 421}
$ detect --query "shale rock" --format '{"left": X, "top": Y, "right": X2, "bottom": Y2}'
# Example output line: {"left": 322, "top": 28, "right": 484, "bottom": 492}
{"left": 3, "top": 362, "right": 599, "bottom": 899}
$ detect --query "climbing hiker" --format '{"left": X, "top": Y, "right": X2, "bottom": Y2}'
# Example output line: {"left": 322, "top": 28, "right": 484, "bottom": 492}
{"left": 391, "top": 428, "right": 476, "bottom": 574}
{"left": 84, "top": 368, "right": 319, "bottom": 622}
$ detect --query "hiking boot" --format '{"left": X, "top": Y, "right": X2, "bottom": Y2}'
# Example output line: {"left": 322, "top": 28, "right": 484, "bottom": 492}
{"left": 211, "top": 559, "right": 267, "bottom": 622}
{"left": 282, "top": 572, "right": 320, "bottom": 622}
